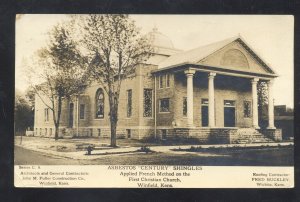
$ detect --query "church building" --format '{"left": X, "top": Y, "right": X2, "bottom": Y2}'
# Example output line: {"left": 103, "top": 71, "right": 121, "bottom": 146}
{"left": 34, "top": 28, "right": 282, "bottom": 144}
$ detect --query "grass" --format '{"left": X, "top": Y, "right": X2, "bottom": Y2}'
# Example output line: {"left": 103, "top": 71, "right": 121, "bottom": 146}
{"left": 15, "top": 136, "right": 207, "bottom": 152}
{"left": 172, "top": 144, "right": 294, "bottom": 153}
{"left": 136, "top": 146, "right": 154, "bottom": 153}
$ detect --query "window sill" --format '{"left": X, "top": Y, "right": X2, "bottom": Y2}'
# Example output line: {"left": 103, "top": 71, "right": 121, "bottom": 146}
{"left": 158, "top": 111, "right": 171, "bottom": 114}
{"left": 143, "top": 117, "right": 154, "bottom": 119}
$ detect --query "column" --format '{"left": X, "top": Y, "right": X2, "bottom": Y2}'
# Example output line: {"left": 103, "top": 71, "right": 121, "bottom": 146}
{"left": 208, "top": 72, "right": 216, "bottom": 127}
{"left": 251, "top": 78, "right": 259, "bottom": 129}
{"left": 267, "top": 79, "right": 275, "bottom": 129}
{"left": 184, "top": 69, "right": 196, "bottom": 127}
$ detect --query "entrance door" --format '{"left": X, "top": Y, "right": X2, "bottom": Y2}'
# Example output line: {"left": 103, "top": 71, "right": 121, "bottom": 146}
{"left": 69, "top": 103, "right": 74, "bottom": 128}
{"left": 201, "top": 106, "right": 208, "bottom": 127}
{"left": 201, "top": 99, "right": 209, "bottom": 127}
{"left": 126, "top": 129, "right": 131, "bottom": 138}
{"left": 224, "top": 100, "right": 236, "bottom": 127}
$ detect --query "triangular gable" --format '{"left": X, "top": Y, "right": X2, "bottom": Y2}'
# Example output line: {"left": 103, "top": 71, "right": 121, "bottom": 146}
{"left": 198, "top": 37, "right": 275, "bottom": 75}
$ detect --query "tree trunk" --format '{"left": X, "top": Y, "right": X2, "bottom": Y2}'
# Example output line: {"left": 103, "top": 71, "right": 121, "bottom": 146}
{"left": 109, "top": 95, "right": 118, "bottom": 147}
{"left": 110, "top": 118, "right": 117, "bottom": 147}
{"left": 54, "top": 96, "right": 62, "bottom": 141}
{"left": 54, "top": 124, "right": 59, "bottom": 141}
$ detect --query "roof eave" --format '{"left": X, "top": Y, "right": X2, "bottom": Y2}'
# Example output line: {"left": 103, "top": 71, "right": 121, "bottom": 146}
{"left": 152, "top": 63, "right": 278, "bottom": 78}
{"left": 152, "top": 62, "right": 190, "bottom": 73}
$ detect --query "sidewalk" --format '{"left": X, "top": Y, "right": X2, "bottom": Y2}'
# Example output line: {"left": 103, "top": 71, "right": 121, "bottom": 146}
{"left": 15, "top": 136, "right": 294, "bottom": 160}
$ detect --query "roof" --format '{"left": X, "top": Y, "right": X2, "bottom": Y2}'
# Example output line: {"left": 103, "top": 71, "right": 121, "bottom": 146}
{"left": 158, "top": 36, "right": 237, "bottom": 69}
{"left": 148, "top": 27, "right": 175, "bottom": 49}
{"left": 157, "top": 35, "right": 276, "bottom": 76}
{"left": 146, "top": 27, "right": 182, "bottom": 57}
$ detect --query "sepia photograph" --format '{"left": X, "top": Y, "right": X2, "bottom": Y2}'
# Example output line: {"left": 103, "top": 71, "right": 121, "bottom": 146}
{"left": 14, "top": 14, "right": 294, "bottom": 188}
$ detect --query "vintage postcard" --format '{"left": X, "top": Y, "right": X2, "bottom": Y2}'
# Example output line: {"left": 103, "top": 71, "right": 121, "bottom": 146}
{"left": 14, "top": 14, "right": 294, "bottom": 188}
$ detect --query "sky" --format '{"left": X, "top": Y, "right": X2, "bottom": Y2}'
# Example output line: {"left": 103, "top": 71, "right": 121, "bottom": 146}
{"left": 16, "top": 14, "right": 294, "bottom": 107}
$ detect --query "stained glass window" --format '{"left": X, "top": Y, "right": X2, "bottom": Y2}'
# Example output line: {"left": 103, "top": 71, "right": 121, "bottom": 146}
{"left": 166, "top": 74, "right": 170, "bottom": 87}
{"left": 144, "top": 89, "right": 152, "bottom": 117}
{"left": 159, "top": 75, "right": 164, "bottom": 88}
{"left": 80, "top": 104, "right": 85, "bottom": 119}
{"left": 244, "top": 101, "right": 252, "bottom": 118}
{"left": 127, "top": 90, "right": 132, "bottom": 117}
{"left": 224, "top": 100, "right": 235, "bottom": 107}
{"left": 183, "top": 97, "right": 187, "bottom": 116}
{"left": 159, "top": 98, "right": 170, "bottom": 112}
{"left": 96, "top": 88, "right": 104, "bottom": 118}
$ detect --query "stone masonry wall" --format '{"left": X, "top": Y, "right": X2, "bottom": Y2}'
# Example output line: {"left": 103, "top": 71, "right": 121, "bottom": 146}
{"left": 172, "top": 127, "right": 238, "bottom": 144}
{"left": 155, "top": 71, "right": 175, "bottom": 127}
{"left": 260, "top": 128, "right": 282, "bottom": 141}
{"left": 209, "top": 128, "right": 238, "bottom": 144}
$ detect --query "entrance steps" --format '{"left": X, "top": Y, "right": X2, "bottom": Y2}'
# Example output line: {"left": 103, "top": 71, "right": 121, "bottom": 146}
{"left": 233, "top": 128, "right": 274, "bottom": 144}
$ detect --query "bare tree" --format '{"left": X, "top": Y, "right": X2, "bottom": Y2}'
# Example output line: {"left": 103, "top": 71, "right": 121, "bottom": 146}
{"left": 77, "top": 14, "right": 152, "bottom": 147}
{"left": 258, "top": 81, "right": 269, "bottom": 127}
{"left": 27, "top": 20, "right": 88, "bottom": 140}
{"left": 24, "top": 86, "right": 35, "bottom": 111}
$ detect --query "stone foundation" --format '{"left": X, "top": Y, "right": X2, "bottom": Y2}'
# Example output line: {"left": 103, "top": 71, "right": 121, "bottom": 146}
{"left": 172, "top": 127, "right": 238, "bottom": 144}
{"left": 260, "top": 128, "right": 282, "bottom": 141}
{"left": 33, "top": 127, "right": 155, "bottom": 140}
{"left": 33, "top": 126, "right": 280, "bottom": 143}
{"left": 209, "top": 128, "right": 238, "bottom": 144}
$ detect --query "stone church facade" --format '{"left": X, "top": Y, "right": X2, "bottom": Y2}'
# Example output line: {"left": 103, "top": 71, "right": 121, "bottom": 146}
{"left": 34, "top": 28, "right": 282, "bottom": 143}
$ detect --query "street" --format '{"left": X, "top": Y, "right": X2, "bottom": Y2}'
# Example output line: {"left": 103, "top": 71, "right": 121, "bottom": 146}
{"left": 14, "top": 146, "right": 87, "bottom": 165}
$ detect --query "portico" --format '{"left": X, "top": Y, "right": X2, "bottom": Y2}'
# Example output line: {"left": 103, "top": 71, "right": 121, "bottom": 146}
{"left": 182, "top": 67, "right": 275, "bottom": 130}
{"left": 150, "top": 35, "right": 282, "bottom": 143}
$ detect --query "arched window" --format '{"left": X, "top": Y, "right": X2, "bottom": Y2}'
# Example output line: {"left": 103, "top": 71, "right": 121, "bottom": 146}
{"left": 220, "top": 49, "right": 249, "bottom": 69}
{"left": 95, "top": 88, "right": 105, "bottom": 118}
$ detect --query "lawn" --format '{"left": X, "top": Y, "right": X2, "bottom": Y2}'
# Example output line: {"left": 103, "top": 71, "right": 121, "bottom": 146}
{"left": 15, "top": 136, "right": 206, "bottom": 152}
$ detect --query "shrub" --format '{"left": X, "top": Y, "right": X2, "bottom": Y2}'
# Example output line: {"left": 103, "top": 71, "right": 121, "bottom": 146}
{"left": 139, "top": 146, "right": 152, "bottom": 153}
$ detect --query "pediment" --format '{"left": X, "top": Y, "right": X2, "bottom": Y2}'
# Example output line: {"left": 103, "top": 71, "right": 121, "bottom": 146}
{"left": 198, "top": 39, "right": 274, "bottom": 74}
